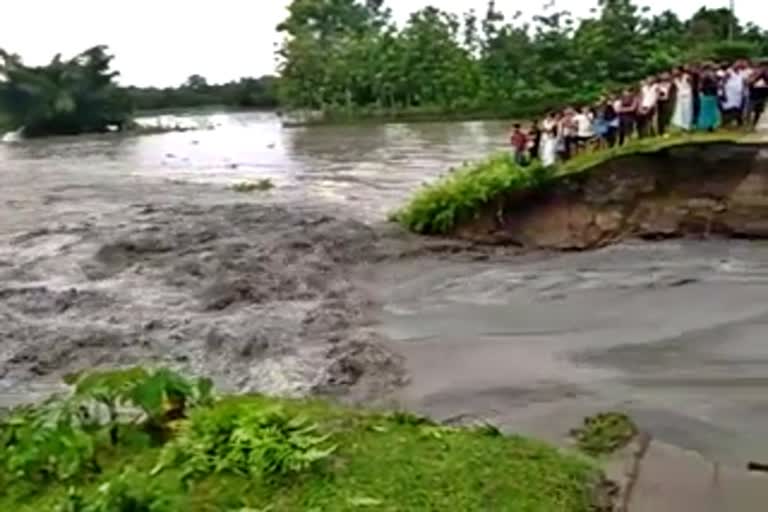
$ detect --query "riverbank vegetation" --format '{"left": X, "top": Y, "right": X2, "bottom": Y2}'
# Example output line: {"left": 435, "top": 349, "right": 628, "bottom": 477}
{"left": 0, "top": 45, "right": 279, "bottom": 138}
{"left": 0, "top": 46, "right": 132, "bottom": 137}
{"left": 0, "top": 368, "right": 603, "bottom": 511}
{"left": 277, "top": 0, "right": 768, "bottom": 119}
{"left": 394, "top": 132, "right": 745, "bottom": 235}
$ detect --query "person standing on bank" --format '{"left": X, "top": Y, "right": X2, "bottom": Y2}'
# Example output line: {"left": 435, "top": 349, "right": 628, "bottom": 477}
{"left": 656, "top": 72, "right": 674, "bottom": 135}
{"left": 529, "top": 120, "right": 542, "bottom": 162}
{"left": 616, "top": 88, "right": 638, "bottom": 146}
{"left": 688, "top": 64, "right": 702, "bottom": 127}
{"left": 749, "top": 63, "right": 768, "bottom": 127}
{"left": 637, "top": 78, "right": 658, "bottom": 138}
{"left": 603, "top": 101, "right": 619, "bottom": 147}
{"left": 572, "top": 106, "right": 594, "bottom": 154}
{"left": 539, "top": 113, "right": 559, "bottom": 167}
{"left": 697, "top": 64, "right": 721, "bottom": 132}
{"left": 510, "top": 124, "right": 529, "bottom": 166}
{"left": 721, "top": 65, "right": 746, "bottom": 127}
{"left": 672, "top": 69, "right": 694, "bottom": 131}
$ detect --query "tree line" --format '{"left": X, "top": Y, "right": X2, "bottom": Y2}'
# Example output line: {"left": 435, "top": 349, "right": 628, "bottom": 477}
{"left": 125, "top": 74, "right": 278, "bottom": 112}
{"left": 4, "top": 1, "right": 767, "bottom": 137}
{"left": 276, "top": 0, "right": 768, "bottom": 117}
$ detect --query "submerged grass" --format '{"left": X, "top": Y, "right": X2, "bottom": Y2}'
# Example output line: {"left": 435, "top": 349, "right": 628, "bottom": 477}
{"left": 394, "top": 131, "right": 747, "bottom": 235}
{"left": 232, "top": 178, "right": 274, "bottom": 192}
{"left": 570, "top": 412, "right": 638, "bottom": 457}
{"left": 1, "top": 371, "right": 602, "bottom": 512}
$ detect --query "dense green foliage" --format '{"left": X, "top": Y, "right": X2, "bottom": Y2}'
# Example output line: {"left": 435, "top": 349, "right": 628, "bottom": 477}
{"left": 0, "top": 46, "right": 278, "bottom": 136}
{"left": 394, "top": 132, "right": 744, "bottom": 235}
{"left": 1, "top": 368, "right": 601, "bottom": 511}
{"left": 125, "top": 75, "right": 278, "bottom": 112}
{"left": 0, "top": 368, "right": 212, "bottom": 493}
{"left": 0, "top": 46, "right": 132, "bottom": 137}
{"left": 277, "top": 0, "right": 768, "bottom": 117}
{"left": 394, "top": 153, "right": 555, "bottom": 234}
{"left": 154, "top": 403, "right": 335, "bottom": 483}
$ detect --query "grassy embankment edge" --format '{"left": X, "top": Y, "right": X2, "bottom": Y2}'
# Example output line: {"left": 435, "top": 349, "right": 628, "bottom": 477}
{"left": 1, "top": 368, "right": 604, "bottom": 512}
{"left": 393, "top": 132, "right": 749, "bottom": 235}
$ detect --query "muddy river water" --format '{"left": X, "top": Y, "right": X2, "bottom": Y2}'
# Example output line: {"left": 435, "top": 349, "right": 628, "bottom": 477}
{"left": 2, "top": 112, "right": 768, "bottom": 469}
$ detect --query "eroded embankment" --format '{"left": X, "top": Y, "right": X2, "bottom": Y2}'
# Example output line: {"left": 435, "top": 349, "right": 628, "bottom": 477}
{"left": 455, "top": 142, "right": 768, "bottom": 249}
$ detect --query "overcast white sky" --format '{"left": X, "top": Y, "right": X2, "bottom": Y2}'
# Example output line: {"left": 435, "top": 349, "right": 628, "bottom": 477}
{"left": 2, "top": 0, "right": 763, "bottom": 87}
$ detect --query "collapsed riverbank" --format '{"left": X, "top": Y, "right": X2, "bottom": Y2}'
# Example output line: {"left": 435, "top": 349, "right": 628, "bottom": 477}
{"left": 458, "top": 140, "right": 768, "bottom": 249}
{"left": 395, "top": 133, "right": 768, "bottom": 248}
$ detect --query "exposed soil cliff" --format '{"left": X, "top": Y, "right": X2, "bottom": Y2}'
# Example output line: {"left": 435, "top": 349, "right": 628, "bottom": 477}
{"left": 455, "top": 142, "right": 768, "bottom": 249}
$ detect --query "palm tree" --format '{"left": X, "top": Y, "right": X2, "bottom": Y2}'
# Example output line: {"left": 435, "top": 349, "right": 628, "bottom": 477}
{"left": 0, "top": 46, "right": 132, "bottom": 137}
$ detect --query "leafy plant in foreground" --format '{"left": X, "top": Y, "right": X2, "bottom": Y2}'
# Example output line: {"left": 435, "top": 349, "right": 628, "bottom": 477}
{"left": 154, "top": 403, "right": 336, "bottom": 482}
{"left": 0, "top": 398, "right": 98, "bottom": 486}
{"left": 0, "top": 366, "right": 217, "bottom": 492}
{"left": 68, "top": 367, "right": 214, "bottom": 443}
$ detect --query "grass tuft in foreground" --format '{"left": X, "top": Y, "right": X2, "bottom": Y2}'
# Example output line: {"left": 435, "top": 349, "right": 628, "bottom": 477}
{"left": 394, "top": 132, "right": 746, "bottom": 235}
{"left": 1, "top": 368, "right": 603, "bottom": 512}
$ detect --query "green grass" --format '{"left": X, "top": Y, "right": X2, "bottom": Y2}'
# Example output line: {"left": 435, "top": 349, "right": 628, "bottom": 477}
{"left": 394, "top": 131, "right": 748, "bottom": 235}
{"left": 2, "top": 383, "right": 602, "bottom": 512}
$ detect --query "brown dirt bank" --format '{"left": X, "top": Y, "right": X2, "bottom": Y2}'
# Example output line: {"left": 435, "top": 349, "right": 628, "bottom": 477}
{"left": 455, "top": 142, "right": 768, "bottom": 250}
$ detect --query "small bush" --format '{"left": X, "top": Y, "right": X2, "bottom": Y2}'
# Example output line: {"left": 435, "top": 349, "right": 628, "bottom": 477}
{"left": 394, "top": 153, "right": 554, "bottom": 234}
{"left": 154, "top": 403, "right": 336, "bottom": 482}
{"left": 232, "top": 179, "right": 274, "bottom": 192}
{"left": 570, "top": 412, "right": 637, "bottom": 456}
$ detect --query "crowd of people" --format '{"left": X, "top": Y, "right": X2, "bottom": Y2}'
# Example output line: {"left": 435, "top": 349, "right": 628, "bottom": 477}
{"left": 509, "top": 59, "right": 768, "bottom": 167}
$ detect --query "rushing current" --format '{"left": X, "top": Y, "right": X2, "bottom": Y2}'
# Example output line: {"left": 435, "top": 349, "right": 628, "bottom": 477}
{"left": 2, "top": 111, "right": 768, "bottom": 470}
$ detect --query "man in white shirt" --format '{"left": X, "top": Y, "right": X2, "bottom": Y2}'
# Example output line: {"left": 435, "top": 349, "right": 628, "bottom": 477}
{"left": 637, "top": 77, "right": 658, "bottom": 138}
{"left": 572, "top": 107, "right": 594, "bottom": 154}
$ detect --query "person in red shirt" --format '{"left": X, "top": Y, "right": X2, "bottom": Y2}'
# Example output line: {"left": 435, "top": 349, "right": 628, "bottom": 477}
{"left": 509, "top": 124, "right": 529, "bottom": 166}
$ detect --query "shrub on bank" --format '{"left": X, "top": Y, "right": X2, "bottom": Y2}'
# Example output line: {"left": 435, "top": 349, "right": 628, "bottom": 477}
{"left": 393, "top": 153, "right": 555, "bottom": 235}
{"left": 1, "top": 367, "right": 602, "bottom": 512}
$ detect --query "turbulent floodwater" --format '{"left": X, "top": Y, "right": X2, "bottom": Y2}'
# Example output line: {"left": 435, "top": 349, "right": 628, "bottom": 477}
{"left": 2, "top": 112, "right": 768, "bottom": 468}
